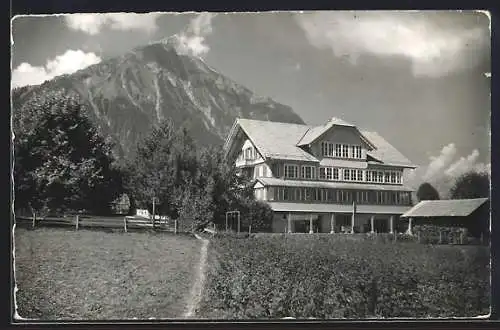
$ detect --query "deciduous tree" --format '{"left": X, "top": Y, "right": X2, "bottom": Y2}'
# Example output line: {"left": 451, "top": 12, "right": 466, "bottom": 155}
{"left": 449, "top": 171, "right": 490, "bottom": 200}
{"left": 416, "top": 182, "right": 440, "bottom": 201}
{"left": 12, "top": 89, "right": 123, "bottom": 215}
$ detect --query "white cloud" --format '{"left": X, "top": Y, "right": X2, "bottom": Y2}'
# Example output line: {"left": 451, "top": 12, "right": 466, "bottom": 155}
{"left": 405, "top": 145, "right": 490, "bottom": 198}
{"left": 12, "top": 50, "right": 101, "bottom": 88}
{"left": 65, "top": 13, "right": 162, "bottom": 35}
{"left": 422, "top": 143, "right": 457, "bottom": 181}
{"left": 177, "top": 34, "right": 210, "bottom": 57}
{"left": 187, "top": 11, "right": 215, "bottom": 36}
{"left": 444, "top": 149, "right": 481, "bottom": 177}
{"left": 11, "top": 63, "right": 51, "bottom": 88}
{"left": 295, "top": 11, "right": 488, "bottom": 77}
{"left": 176, "top": 12, "right": 217, "bottom": 57}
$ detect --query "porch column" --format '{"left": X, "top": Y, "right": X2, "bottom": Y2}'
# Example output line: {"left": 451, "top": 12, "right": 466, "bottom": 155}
{"left": 351, "top": 214, "right": 355, "bottom": 234}
{"left": 330, "top": 213, "right": 336, "bottom": 234}
{"left": 309, "top": 214, "right": 314, "bottom": 234}
{"left": 407, "top": 217, "right": 413, "bottom": 235}
{"left": 389, "top": 215, "right": 394, "bottom": 234}
{"left": 287, "top": 212, "right": 292, "bottom": 234}
{"left": 370, "top": 215, "right": 375, "bottom": 233}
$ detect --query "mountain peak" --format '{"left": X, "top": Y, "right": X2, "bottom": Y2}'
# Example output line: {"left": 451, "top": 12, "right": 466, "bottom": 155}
{"left": 14, "top": 38, "right": 305, "bottom": 160}
{"left": 145, "top": 34, "right": 200, "bottom": 58}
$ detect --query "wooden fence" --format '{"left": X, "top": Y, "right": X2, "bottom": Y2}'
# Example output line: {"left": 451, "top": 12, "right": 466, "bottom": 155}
{"left": 14, "top": 215, "right": 178, "bottom": 234}
{"left": 364, "top": 232, "right": 485, "bottom": 245}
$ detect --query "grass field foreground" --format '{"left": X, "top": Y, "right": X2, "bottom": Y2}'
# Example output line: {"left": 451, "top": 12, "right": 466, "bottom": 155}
{"left": 198, "top": 234, "right": 490, "bottom": 319}
{"left": 14, "top": 227, "right": 202, "bottom": 320}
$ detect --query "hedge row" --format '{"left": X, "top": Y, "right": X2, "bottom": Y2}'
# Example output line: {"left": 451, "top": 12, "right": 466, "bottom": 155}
{"left": 413, "top": 225, "right": 470, "bottom": 244}
{"left": 198, "top": 235, "right": 490, "bottom": 319}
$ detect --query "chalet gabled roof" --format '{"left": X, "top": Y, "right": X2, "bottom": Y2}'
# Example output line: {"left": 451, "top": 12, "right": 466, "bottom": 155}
{"left": 297, "top": 117, "right": 377, "bottom": 150}
{"left": 361, "top": 131, "right": 416, "bottom": 168}
{"left": 224, "top": 118, "right": 417, "bottom": 167}
{"left": 227, "top": 119, "right": 319, "bottom": 162}
{"left": 401, "top": 198, "right": 489, "bottom": 218}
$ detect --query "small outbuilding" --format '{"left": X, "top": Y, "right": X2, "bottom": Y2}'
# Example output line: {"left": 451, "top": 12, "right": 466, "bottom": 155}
{"left": 400, "top": 198, "right": 489, "bottom": 239}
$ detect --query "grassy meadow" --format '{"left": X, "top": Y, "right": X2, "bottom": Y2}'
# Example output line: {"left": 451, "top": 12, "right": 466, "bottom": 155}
{"left": 13, "top": 227, "right": 490, "bottom": 320}
{"left": 197, "top": 234, "right": 490, "bottom": 319}
{"left": 14, "top": 227, "right": 202, "bottom": 320}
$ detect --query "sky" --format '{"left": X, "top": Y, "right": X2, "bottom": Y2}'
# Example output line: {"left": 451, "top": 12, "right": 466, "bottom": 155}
{"left": 11, "top": 11, "right": 491, "bottom": 192}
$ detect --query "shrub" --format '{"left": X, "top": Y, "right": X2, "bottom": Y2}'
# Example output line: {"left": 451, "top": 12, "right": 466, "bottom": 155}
{"left": 236, "top": 199, "right": 273, "bottom": 233}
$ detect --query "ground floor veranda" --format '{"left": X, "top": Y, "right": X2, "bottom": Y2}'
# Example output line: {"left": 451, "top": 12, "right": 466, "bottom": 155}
{"left": 271, "top": 212, "right": 414, "bottom": 234}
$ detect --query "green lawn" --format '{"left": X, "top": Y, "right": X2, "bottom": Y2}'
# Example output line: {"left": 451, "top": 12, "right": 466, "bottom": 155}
{"left": 14, "top": 227, "right": 202, "bottom": 320}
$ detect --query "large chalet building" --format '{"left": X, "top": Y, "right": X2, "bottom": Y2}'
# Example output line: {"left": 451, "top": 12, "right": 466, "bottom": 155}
{"left": 223, "top": 117, "right": 417, "bottom": 234}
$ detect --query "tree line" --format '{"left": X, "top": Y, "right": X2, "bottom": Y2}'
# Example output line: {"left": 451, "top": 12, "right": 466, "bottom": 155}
{"left": 416, "top": 173, "right": 490, "bottom": 202}
{"left": 12, "top": 90, "right": 490, "bottom": 232}
{"left": 12, "top": 90, "right": 273, "bottom": 232}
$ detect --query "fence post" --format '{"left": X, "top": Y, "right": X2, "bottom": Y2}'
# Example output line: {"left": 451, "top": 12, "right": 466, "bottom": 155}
{"left": 417, "top": 231, "right": 420, "bottom": 243}
{"left": 75, "top": 215, "right": 79, "bottom": 230}
{"left": 249, "top": 224, "right": 252, "bottom": 235}
{"left": 32, "top": 213, "right": 36, "bottom": 229}
{"left": 439, "top": 231, "right": 442, "bottom": 244}
{"left": 174, "top": 220, "right": 177, "bottom": 234}
{"left": 123, "top": 217, "right": 128, "bottom": 233}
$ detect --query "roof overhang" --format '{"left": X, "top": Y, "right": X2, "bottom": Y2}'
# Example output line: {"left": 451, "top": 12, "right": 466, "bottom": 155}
{"left": 223, "top": 119, "right": 266, "bottom": 162}
{"left": 366, "top": 160, "right": 418, "bottom": 169}
{"left": 255, "top": 177, "right": 414, "bottom": 192}
{"left": 267, "top": 202, "right": 411, "bottom": 214}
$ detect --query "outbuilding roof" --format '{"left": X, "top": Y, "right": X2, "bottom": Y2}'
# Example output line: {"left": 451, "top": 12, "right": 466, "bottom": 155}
{"left": 401, "top": 198, "right": 489, "bottom": 218}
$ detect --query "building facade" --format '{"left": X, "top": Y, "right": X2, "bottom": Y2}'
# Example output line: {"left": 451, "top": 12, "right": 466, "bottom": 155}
{"left": 223, "top": 117, "right": 417, "bottom": 234}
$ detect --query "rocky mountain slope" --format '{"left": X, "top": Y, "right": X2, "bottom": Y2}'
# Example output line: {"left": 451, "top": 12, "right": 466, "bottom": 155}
{"left": 12, "top": 36, "right": 305, "bottom": 160}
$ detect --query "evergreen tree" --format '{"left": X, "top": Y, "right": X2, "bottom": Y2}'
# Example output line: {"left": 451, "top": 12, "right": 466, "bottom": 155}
{"left": 127, "top": 120, "right": 273, "bottom": 232}
{"left": 127, "top": 119, "right": 200, "bottom": 219}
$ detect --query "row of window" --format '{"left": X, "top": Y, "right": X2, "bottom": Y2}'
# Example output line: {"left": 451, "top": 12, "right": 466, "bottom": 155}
{"left": 280, "top": 164, "right": 403, "bottom": 184}
{"left": 268, "top": 187, "right": 412, "bottom": 206}
{"left": 237, "top": 146, "right": 259, "bottom": 161}
{"left": 365, "top": 170, "right": 402, "bottom": 183}
{"left": 321, "top": 142, "right": 362, "bottom": 159}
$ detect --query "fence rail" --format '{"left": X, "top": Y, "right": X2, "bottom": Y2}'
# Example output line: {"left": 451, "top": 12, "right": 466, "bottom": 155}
{"left": 14, "top": 215, "right": 178, "bottom": 234}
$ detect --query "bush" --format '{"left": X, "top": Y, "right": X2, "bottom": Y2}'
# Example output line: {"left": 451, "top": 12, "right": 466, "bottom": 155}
{"left": 198, "top": 235, "right": 489, "bottom": 319}
{"left": 245, "top": 200, "right": 273, "bottom": 232}
{"left": 214, "top": 232, "right": 251, "bottom": 239}
{"left": 395, "top": 233, "right": 419, "bottom": 243}
{"left": 413, "top": 225, "right": 468, "bottom": 244}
